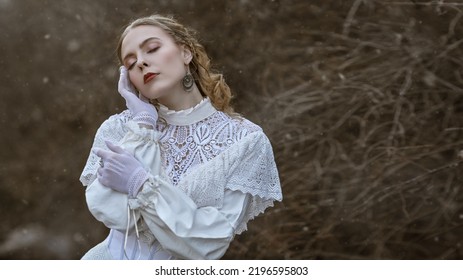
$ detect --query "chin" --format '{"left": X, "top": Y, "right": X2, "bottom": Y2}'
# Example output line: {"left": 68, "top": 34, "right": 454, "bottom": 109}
{"left": 140, "top": 89, "right": 163, "bottom": 100}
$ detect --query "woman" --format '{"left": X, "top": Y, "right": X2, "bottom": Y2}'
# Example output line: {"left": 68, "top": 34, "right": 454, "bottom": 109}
{"left": 79, "top": 14, "right": 282, "bottom": 260}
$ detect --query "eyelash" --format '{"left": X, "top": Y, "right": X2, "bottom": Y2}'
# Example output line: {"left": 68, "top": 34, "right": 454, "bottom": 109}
{"left": 127, "top": 47, "right": 159, "bottom": 70}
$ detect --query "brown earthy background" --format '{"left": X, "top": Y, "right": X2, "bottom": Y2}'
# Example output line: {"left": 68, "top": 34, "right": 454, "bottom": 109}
{"left": 0, "top": 0, "right": 462, "bottom": 259}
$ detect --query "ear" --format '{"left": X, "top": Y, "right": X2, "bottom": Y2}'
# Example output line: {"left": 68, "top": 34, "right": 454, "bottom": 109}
{"left": 181, "top": 45, "right": 193, "bottom": 64}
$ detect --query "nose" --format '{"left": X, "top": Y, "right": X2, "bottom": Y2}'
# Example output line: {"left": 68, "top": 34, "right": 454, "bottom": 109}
{"left": 137, "top": 60, "right": 149, "bottom": 69}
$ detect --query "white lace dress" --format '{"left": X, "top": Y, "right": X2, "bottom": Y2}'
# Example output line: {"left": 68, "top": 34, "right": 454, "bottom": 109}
{"left": 79, "top": 98, "right": 282, "bottom": 260}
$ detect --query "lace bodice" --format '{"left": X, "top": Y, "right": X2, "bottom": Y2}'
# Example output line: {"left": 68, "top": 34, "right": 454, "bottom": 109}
{"left": 157, "top": 111, "right": 258, "bottom": 185}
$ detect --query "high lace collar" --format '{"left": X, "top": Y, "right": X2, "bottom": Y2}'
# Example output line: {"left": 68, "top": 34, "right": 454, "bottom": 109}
{"left": 158, "top": 98, "right": 216, "bottom": 126}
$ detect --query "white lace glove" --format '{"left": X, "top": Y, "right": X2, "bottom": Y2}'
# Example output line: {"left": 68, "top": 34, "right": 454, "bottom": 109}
{"left": 94, "top": 141, "right": 149, "bottom": 197}
{"left": 119, "top": 66, "right": 158, "bottom": 128}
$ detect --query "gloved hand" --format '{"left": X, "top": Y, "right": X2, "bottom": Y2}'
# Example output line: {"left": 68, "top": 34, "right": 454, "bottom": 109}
{"left": 119, "top": 66, "right": 158, "bottom": 128}
{"left": 94, "top": 141, "right": 149, "bottom": 197}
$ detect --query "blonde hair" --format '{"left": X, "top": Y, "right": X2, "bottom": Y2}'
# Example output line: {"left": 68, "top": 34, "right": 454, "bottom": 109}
{"left": 117, "top": 14, "right": 235, "bottom": 114}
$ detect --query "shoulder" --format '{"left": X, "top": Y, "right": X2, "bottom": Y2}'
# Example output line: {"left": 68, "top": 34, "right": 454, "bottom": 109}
{"left": 98, "top": 109, "right": 133, "bottom": 129}
{"left": 96, "top": 110, "right": 132, "bottom": 141}
{"left": 217, "top": 112, "right": 265, "bottom": 142}
{"left": 231, "top": 115, "right": 262, "bottom": 134}
{"left": 211, "top": 112, "right": 277, "bottom": 159}
{"left": 232, "top": 115, "right": 274, "bottom": 150}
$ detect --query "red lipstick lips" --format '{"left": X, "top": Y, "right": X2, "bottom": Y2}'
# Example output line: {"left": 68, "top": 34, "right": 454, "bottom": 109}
{"left": 144, "top": 72, "right": 157, "bottom": 84}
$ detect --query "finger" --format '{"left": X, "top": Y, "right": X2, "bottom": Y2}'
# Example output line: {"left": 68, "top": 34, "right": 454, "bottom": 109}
{"left": 92, "top": 147, "right": 113, "bottom": 160}
{"left": 119, "top": 65, "right": 125, "bottom": 74}
{"left": 105, "top": 141, "right": 126, "bottom": 154}
{"left": 118, "top": 67, "right": 135, "bottom": 94}
{"left": 118, "top": 68, "right": 131, "bottom": 96}
{"left": 96, "top": 169, "right": 109, "bottom": 187}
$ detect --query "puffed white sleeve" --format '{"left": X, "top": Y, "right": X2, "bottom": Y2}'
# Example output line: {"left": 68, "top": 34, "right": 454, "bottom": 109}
{"left": 129, "top": 176, "right": 251, "bottom": 259}
{"left": 80, "top": 112, "right": 139, "bottom": 231}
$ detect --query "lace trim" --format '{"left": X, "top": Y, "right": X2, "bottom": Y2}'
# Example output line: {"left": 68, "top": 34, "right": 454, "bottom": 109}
{"left": 235, "top": 198, "right": 275, "bottom": 235}
{"left": 133, "top": 111, "right": 157, "bottom": 128}
{"left": 128, "top": 167, "right": 149, "bottom": 198}
{"left": 158, "top": 97, "right": 209, "bottom": 116}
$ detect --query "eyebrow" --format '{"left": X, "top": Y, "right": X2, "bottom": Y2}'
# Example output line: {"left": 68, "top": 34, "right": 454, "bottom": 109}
{"left": 122, "top": 37, "right": 161, "bottom": 62}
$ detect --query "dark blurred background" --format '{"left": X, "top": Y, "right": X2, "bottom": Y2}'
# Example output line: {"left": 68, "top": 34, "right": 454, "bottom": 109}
{"left": 0, "top": 0, "right": 462, "bottom": 259}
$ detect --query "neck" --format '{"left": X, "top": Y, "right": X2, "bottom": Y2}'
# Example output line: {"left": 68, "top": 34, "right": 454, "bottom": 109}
{"left": 157, "top": 85, "right": 203, "bottom": 111}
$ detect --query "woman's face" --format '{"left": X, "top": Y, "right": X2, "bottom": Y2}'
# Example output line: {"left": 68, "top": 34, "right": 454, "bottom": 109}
{"left": 120, "top": 25, "right": 190, "bottom": 100}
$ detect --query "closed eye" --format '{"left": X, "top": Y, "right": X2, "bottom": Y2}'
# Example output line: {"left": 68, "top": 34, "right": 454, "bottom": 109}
{"left": 148, "top": 47, "right": 159, "bottom": 53}
{"left": 128, "top": 61, "right": 137, "bottom": 70}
